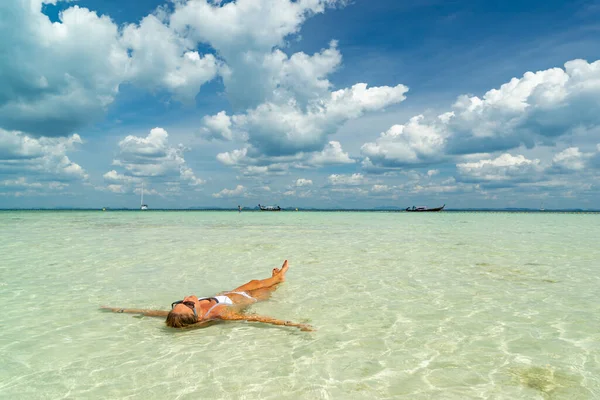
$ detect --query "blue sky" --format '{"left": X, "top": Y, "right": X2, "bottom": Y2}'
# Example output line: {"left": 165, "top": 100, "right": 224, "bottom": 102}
{"left": 1, "top": 0, "right": 600, "bottom": 209}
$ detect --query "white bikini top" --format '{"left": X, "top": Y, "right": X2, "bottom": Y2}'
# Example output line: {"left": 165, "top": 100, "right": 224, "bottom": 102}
{"left": 198, "top": 292, "right": 255, "bottom": 318}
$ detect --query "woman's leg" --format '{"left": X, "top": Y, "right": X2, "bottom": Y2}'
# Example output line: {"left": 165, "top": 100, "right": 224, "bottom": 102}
{"left": 245, "top": 286, "right": 278, "bottom": 301}
{"left": 231, "top": 260, "right": 289, "bottom": 292}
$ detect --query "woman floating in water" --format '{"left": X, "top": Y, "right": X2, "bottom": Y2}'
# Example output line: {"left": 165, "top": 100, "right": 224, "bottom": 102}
{"left": 102, "top": 260, "right": 313, "bottom": 331}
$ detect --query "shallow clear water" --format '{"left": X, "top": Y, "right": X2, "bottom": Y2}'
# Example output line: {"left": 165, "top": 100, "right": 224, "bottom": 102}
{"left": 1, "top": 211, "right": 599, "bottom": 399}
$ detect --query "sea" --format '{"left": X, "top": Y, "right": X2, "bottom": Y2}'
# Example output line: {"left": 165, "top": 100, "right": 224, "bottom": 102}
{"left": 1, "top": 210, "right": 599, "bottom": 399}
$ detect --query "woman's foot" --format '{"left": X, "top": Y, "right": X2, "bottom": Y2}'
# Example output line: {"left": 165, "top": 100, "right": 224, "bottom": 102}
{"left": 272, "top": 260, "right": 289, "bottom": 280}
{"left": 278, "top": 260, "right": 289, "bottom": 282}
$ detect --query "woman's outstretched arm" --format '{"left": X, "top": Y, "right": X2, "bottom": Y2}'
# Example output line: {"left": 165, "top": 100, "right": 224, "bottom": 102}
{"left": 220, "top": 313, "right": 314, "bottom": 331}
{"left": 100, "top": 306, "right": 169, "bottom": 318}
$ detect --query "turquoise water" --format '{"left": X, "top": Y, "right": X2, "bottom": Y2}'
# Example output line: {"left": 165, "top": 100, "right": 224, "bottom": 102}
{"left": 1, "top": 211, "right": 599, "bottom": 399}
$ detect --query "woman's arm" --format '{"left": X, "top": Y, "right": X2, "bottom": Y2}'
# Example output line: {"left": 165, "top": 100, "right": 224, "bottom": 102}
{"left": 220, "top": 313, "right": 314, "bottom": 331}
{"left": 100, "top": 306, "right": 169, "bottom": 318}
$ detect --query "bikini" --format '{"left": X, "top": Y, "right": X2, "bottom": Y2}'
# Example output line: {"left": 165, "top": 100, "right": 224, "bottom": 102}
{"left": 198, "top": 291, "right": 256, "bottom": 318}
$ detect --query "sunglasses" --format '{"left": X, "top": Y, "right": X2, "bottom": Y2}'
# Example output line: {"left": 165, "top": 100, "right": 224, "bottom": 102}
{"left": 171, "top": 300, "right": 197, "bottom": 317}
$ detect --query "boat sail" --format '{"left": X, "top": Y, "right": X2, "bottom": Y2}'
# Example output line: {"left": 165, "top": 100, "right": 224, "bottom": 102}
{"left": 140, "top": 182, "right": 148, "bottom": 210}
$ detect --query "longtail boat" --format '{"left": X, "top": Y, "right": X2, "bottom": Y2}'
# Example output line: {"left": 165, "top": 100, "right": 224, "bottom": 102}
{"left": 258, "top": 204, "right": 282, "bottom": 211}
{"left": 405, "top": 204, "right": 445, "bottom": 212}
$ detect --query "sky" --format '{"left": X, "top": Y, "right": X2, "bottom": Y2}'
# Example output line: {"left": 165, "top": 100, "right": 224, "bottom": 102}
{"left": 1, "top": 0, "right": 600, "bottom": 209}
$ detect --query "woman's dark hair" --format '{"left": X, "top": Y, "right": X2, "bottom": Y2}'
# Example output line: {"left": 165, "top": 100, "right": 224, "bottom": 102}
{"left": 165, "top": 310, "right": 198, "bottom": 328}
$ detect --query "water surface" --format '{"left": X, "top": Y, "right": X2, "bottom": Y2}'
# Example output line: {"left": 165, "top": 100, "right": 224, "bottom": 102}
{"left": 1, "top": 211, "right": 599, "bottom": 399}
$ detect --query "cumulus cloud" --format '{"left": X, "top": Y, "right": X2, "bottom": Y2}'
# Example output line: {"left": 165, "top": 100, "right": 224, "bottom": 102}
{"left": 200, "top": 111, "right": 236, "bottom": 141}
{"left": 330, "top": 187, "right": 369, "bottom": 195}
{"left": 0, "top": 1, "right": 128, "bottom": 136}
{"left": 170, "top": 0, "right": 347, "bottom": 109}
{"left": 3, "top": 0, "right": 407, "bottom": 203}
{"left": 371, "top": 184, "right": 391, "bottom": 193}
{"left": 410, "top": 182, "right": 462, "bottom": 194}
{"left": 242, "top": 164, "right": 290, "bottom": 176}
{"left": 361, "top": 115, "right": 448, "bottom": 168}
{"left": 216, "top": 140, "right": 355, "bottom": 176}
{"left": 456, "top": 153, "right": 542, "bottom": 186}
{"left": 216, "top": 147, "right": 249, "bottom": 166}
{"left": 327, "top": 173, "right": 368, "bottom": 186}
{"left": 121, "top": 14, "right": 220, "bottom": 103}
{"left": 179, "top": 2, "right": 405, "bottom": 164}
{"left": 212, "top": 184, "right": 246, "bottom": 198}
{"left": 244, "top": 83, "right": 407, "bottom": 155}
{"left": 550, "top": 147, "right": 590, "bottom": 171}
{"left": 171, "top": 0, "right": 342, "bottom": 54}
{"left": 0, "top": 128, "right": 87, "bottom": 195}
{"left": 295, "top": 178, "right": 313, "bottom": 187}
{"left": 2, "top": 0, "right": 385, "bottom": 150}
{"left": 307, "top": 141, "right": 355, "bottom": 166}
{"left": 104, "top": 127, "right": 204, "bottom": 193}
{"left": 103, "top": 170, "right": 137, "bottom": 184}
{"left": 362, "top": 59, "right": 600, "bottom": 169}
{"left": 0, "top": 0, "right": 219, "bottom": 137}
{"left": 207, "top": 83, "right": 408, "bottom": 160}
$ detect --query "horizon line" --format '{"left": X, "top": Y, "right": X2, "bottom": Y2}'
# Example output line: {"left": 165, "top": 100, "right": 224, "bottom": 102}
{"left": 1, "top": 207, "right": 599, "bottom": 212}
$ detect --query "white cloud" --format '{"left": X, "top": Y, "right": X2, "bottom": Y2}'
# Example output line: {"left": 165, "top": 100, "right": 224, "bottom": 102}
{"left": 371, "top": 184, "right": 391, "bottom": 193}
{"left": 0, "top": 1, "right": 129, "bottom": 136}
{"left": 0, "top": 176, "right": 71, "bottom": 197}
{"left": 1, "top": 177, "right": 43, "bottom": 189}
{"left": 456, "top": 153, "right": 542, "bottom": 183}
{"left": 212, "top": 184, "right": 246, "bottom": 198}
{"left": 103, "top": 170, "right": 137, "bottom": 184}
{"left": 105, "top": 127, "right": 204, "bottom": 192}
{"left": 328, "top": 173, "right": 368, "bottom": 186}
{"left": 200, "top": 111, "right": 236, "bottom": 141}
{"left": 0, "top": 129, "right": 88, "bottom": 195}
{"left": 121, "top": 14, "right": 220, "bottom": 103}
{"left": 209, "top": 83, "right": 408, "bottom": 158}
{"left": 361, "top": 115, "right": 448, "bottom": 167}
{"left": 308, "top": 141, "right": 355, "bottom": 166}
{"left": 362, "top": 59, "right": 600, "bottom": 168}
{"left": 411, "top": 183, "right": 461, "bottom": 194}
{"left": 170, "top": 0, "right": 347, "bottom": 109}
{"left": 106, "top": 184, "right": 126, "bottom": 194}
{"left": 551, "top": 147, "right": 589, "bottom": 171}
{"left": 295, "top": 178, "right": 313, "bottom": 187}
{"left": 171, "top": 0, "right": 342, "bottom": 54}
{"left": 217, "top": 140, "right": 355, "bottom": 175}
{"left": 330, "top": 187, "right": 369, "bottom": 195}
{"left": 242, "top": 164, "right": 290, "bottom": 176}
{"left": 216, "top": 147, "right": 249, "bottom": 166}
{"left": 0, "top": 1, "right": 219, "bottom": 137}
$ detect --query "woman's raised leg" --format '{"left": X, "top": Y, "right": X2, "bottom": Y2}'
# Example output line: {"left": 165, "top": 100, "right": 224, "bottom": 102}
{"left": 231, "top": 260, "right": 289, "bottom": 292}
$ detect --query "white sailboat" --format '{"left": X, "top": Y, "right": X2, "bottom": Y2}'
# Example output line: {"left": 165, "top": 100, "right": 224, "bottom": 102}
{"left": 140, "top": 182, "right": 148, "bottom": 210}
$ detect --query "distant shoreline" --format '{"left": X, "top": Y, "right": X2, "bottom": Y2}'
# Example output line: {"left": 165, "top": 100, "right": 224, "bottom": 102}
{"left": 1, "top": 208, "right": 599, "bottom": 213}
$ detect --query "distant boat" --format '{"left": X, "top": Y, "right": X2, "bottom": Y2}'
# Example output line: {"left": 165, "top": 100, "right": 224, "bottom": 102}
{"left": 258, "top": 204, "right": 281, "bottom": 211}
{"left": 140, "top": 183, "right": 148, "bottom": 211}
{"left": 405, "top": 204, "right": 445, "bottom": 212}
{"left": 540, "top": 201, "right": 545, "bottom": 211}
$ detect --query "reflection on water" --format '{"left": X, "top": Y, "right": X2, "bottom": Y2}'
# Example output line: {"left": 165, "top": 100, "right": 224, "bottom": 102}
{"left": 1, "top": 211, "right": 599, "bottom": 399}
